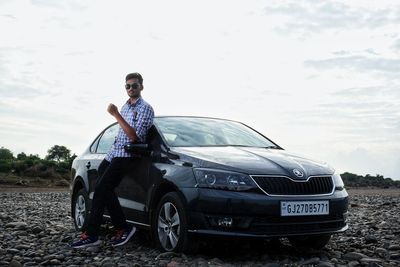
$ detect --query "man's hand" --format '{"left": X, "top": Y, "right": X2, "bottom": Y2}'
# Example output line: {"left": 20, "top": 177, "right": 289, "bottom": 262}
{"left": 107, "top": 103, "right": 119, "bottom": 117}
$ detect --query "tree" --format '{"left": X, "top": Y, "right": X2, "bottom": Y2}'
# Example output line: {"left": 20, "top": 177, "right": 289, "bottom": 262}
{"left": 17, "top": 152, "right": 27, "bottom": 160}
{"left": 45, "top": 145, "right": 71, "bottom": 162}
{"left": 0, "top": 147, "right": 14, "bottom": 160}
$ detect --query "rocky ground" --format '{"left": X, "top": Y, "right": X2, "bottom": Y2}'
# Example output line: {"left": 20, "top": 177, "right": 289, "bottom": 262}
{"left": 0, "top": 188, "right": 399, "bottom": 267}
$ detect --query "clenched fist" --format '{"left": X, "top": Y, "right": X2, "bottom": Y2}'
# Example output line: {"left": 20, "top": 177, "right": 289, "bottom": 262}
{"left": 107, "top": 103, "right": 119, "bottom": 116}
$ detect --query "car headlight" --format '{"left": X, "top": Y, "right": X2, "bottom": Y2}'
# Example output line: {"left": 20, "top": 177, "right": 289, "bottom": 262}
{"left": 194, "top": 168, "right": 257, "bottom": 191}
{"left": 332, "top": 172, "right": 345, "bottom": 190}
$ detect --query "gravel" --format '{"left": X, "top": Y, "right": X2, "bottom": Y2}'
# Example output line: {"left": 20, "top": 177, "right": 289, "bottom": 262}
{"left": 0, "top": 188, "right": 399, "bottom": 266}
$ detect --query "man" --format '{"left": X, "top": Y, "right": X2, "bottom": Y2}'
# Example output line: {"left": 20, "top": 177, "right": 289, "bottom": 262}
{"left": 71, "top": 72, "right": 154, "bottom": 248}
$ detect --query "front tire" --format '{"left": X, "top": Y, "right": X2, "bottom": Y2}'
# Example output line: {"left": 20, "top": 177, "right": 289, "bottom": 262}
{"left": 152, "top": 192, "right": 197, "bottom": 253}
{"left": 72, "top": 188, "right": 89, "bottom": 231}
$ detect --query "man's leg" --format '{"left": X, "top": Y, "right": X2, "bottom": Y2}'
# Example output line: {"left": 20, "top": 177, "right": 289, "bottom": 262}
{"left": 86, "top": 158, "right": 127, "bottom": 236}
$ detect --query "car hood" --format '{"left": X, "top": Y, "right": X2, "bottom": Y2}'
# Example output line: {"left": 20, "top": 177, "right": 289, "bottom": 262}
{"left": 171, "top": 146, "right": 334, "bottom": 179}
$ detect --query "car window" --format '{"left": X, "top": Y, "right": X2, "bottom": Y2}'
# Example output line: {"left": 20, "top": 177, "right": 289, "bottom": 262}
{"left": 90, "top": 136, "right": 101, "bottom": 153}
{"left": 96, "top": 124, "right": 119, "bottom": 154}
{"left": 154, "top": 117, "right": 277, "bottom": 148}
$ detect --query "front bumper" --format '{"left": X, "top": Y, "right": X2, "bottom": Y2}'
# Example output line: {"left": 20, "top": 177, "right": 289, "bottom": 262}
{"left": 181, "top": 187, "right": 349, "bottom": 238}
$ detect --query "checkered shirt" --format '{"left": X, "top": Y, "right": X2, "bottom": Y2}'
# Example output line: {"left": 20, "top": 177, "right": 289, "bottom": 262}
{"left": 105, "top": 97, "right": 154, "bottom": 161}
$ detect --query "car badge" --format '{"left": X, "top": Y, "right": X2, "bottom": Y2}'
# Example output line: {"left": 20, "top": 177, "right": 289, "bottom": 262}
{"left": 293, "top": 169, "right": 304, "bottom": 178}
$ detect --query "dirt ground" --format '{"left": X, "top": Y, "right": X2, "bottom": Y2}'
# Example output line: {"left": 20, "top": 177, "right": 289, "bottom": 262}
{"left": 0, "top": 185, "right": 69, "bottom": 192}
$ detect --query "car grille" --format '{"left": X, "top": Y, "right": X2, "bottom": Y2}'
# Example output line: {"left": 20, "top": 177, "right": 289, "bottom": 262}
{"left": 251, "top": 175, "right": 334, "bottom": 196}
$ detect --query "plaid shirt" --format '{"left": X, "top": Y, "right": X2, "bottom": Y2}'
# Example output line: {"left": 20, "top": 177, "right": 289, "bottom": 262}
{"left": 105, "top": 97, "right": 154, "bottom": 161}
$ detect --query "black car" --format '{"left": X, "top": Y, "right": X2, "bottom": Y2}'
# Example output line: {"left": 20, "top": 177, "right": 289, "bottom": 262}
{"left": 70, "top": 116, "right": 348, "bottom": 252}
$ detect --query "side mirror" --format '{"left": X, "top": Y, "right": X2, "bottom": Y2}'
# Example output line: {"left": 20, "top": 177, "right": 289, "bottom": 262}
{"left": 124, "top": 143, "right": 151, "bottom": 156}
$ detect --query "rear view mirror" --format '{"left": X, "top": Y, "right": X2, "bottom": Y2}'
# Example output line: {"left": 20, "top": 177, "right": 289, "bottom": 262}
{"left": 124, "top": 143, "right": 151, "bottom": 156}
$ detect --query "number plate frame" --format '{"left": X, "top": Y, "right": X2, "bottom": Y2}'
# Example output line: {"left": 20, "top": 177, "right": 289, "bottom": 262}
{"left": 280, "top": 200, "right": 329, "bottom": 216}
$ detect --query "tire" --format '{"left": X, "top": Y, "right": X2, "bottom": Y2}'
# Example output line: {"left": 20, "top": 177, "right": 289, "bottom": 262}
{"left": 152, "top": 192, "right": 198, "bottom": 253}
{"left": 72, "top": 188, "right": 90, "bottom": 231}
{"left": 289, "top": 234, "right": 331, "bottom": 250}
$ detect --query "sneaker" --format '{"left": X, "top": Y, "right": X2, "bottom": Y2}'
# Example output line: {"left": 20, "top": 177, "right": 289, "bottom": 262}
{"left": 111, "top": 226, "right": 136, "bottom": 247}
{"left": 71, "top": 232, "right": 101, "bottom": 249}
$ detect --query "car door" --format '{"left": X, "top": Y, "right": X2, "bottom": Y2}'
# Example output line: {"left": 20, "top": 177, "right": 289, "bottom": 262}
{"left": 114, "top": 155, "right": 151, "bottom": 225}
{"left": 87, "top": 123, "right": 119, "bottom": 194}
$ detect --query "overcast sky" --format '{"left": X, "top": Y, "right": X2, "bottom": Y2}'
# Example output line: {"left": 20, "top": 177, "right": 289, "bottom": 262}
{"left": 1, "top": 0, "right": 399, "bottom": 180}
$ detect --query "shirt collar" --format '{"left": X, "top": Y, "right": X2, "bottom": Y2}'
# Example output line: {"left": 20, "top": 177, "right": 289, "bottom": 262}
{"left": 127, "top": 97, "right": 143, "bottom": 106}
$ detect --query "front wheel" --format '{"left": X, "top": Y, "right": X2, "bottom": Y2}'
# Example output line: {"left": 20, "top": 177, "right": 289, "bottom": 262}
{"left": 72, "top": 188, "right": 89, "bottom": 231}
{"left": 289, "top": 234, "right": 331, "bottom": 250}
{"left": 152, "top": 192, "right": 197, "bottom": 253}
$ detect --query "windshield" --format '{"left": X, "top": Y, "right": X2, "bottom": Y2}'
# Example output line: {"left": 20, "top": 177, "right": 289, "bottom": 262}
{"left": 154, "top": 117, "right": 277, "bottom": 148}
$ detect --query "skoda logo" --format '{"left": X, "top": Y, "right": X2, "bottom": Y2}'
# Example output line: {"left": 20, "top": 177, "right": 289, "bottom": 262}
{"left": 293, "top": 169, "right": 304, "bottom": 177}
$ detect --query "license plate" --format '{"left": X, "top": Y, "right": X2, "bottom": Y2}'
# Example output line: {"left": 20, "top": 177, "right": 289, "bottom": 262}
{"left": 281, "top": 200, "right": 329, "bottom": 216}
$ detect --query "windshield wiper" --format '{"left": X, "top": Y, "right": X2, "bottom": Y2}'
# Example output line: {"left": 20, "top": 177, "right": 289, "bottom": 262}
{"left": 221, "top": 145, "right": 278, "bottom": 149}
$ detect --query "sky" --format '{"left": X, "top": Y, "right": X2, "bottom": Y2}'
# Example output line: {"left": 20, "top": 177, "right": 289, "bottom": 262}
{"left": 0, "top": 0, "right": 399, "bottom": 180}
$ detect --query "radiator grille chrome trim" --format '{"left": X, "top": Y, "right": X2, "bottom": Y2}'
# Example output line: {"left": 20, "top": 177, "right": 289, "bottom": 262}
{"left": 250, "top": 175, "right": 335, "bottom": 197}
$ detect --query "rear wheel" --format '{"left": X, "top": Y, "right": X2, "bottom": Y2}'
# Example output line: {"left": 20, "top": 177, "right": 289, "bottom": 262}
{"left": 72, "top": 189, "right": 89, "bottom": 231}
{"left": 289, "top": 234, "right": 331, "bottom": 250}
{"left": 152, "top": 192, "right": 198, "bottom": 253}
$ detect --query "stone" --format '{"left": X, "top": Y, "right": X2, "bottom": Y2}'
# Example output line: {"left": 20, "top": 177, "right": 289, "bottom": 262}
{"left": 360, "top": 257, "right": 382, "bottom": 264}
{"left": 5, "top": 222, "right": 28, "bottom": 229}
{"left": 9, "top": 260, "right": 22, "bottom": 267}
{"left": 374, "top": 247, "right": 388, "bottom": 258}
{"left": 317, "top": 262, "right": 335, "bottom": 267}
{"left": 301, "top": 257, "right": 320, "bottom": 265}
{"left": 390, "top": 253, "right": 400, "bottom": 260}
{"left": 365, "top": 235, "right": 378, "bottom": 244}
{"left": 343, "top": 252, "right": 369, "bottom": 261}
{"left": 6, "top": 248, "right": 20, "bottom": 254}
{"left": 389, "top": 245, "right": 400, "bottom": 251}
{"left": 0, "top": 190, "right": 398, "bottom": 267}
{"left": 155, "top": 252, "right": 180, "bottom": 260}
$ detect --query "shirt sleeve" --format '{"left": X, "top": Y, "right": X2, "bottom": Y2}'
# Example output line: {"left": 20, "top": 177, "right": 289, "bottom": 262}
{"left": 135, "top": 104, "right": 154, "bottom": 142}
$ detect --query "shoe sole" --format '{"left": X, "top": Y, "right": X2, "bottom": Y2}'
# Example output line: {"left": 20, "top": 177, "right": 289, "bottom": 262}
{"left": 72, "top": 240, "right": 102, "bottom": 249}
{"left": 112, "top": 227, "right": 136, "bottom": 247}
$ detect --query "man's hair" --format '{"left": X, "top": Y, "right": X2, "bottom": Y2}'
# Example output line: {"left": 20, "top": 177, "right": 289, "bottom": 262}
{"left": 125, "top": 72, "right": 143, "bottom": 84}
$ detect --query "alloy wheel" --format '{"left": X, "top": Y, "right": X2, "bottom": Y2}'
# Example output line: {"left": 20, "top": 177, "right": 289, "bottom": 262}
{"left": 157, "top": 202, "right": 181, "bottom": 251}
{"left": 74, "top": 194, "right": 86, "bottom": 229}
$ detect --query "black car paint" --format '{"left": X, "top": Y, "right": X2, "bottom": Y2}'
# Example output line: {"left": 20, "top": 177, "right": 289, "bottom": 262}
{"left": 71, "top": 117, "right": 348, "bottom": 241}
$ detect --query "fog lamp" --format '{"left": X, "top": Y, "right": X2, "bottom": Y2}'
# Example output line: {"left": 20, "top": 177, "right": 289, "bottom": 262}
{"left": 218, "top": 217, "right": 233, "bottom": 227}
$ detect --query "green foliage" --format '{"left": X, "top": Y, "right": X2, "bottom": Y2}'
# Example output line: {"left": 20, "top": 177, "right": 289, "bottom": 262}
{"left": 45, "top": 145, "right": 71, "bottom": 162}
{"left": 0, "top": 147, "right": 14, "bottom": 160}
{"left": 0, "top": 159, "right": 12, "bottom": 172}
{"left": 17, "top": 152, "right": 27, "bottom": 160}
{"left": 0, "top": 145, "right": 76, "bottom": 181}
{"left": 341, "top": 172, "right": 400, "bottom": 188}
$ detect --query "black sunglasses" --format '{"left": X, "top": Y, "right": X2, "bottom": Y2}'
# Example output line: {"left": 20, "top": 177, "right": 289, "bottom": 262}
{"left": 125, "top": 83, "right": 140, "bottom": 90}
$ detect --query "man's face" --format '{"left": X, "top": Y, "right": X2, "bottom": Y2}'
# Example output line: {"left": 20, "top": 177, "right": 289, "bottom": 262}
{"left": 125, "top": 78, "right": 143, "bottom": 99}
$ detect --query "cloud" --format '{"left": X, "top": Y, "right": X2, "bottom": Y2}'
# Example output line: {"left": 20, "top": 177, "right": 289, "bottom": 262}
{"left": 0, "top": 82, "right": 44, "bottom": 98}
{"left": 0, "top": 14, "right": 16, "bottom": 19}
{"left": 305, "top": 55, "right": 400, "bottom": 74}
{"left": 279, "top": 83, "right": 400, "bottom": 150}
{"left": 264, "top": 1, "right": 400, "bottom": 35}
{"left": 332, "top": 85, "right": 400, "bottom": 98}
{"left": 31, "top": 0, "right": 88, "bottom": 11}
{"left": 393, "top": 38, "right": 400, "bottom": 51}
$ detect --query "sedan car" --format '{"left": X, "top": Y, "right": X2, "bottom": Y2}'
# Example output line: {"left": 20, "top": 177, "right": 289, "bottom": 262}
{"left": 70, "top": 116, "right": 348, "bottom": 252}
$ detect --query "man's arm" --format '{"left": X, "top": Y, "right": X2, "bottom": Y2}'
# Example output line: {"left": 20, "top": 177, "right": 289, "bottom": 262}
{"left": 107, "top": 103, "right": 138, "bottom": 142}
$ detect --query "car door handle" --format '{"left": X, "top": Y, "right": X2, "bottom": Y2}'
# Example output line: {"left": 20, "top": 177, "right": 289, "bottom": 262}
{"left": 86, "top": 161, "right": 91, "bottom": 169}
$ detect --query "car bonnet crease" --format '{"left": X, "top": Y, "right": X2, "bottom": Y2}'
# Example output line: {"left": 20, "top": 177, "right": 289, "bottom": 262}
{"left": 170, "top": 146, "right": 334, "bottom": 178}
